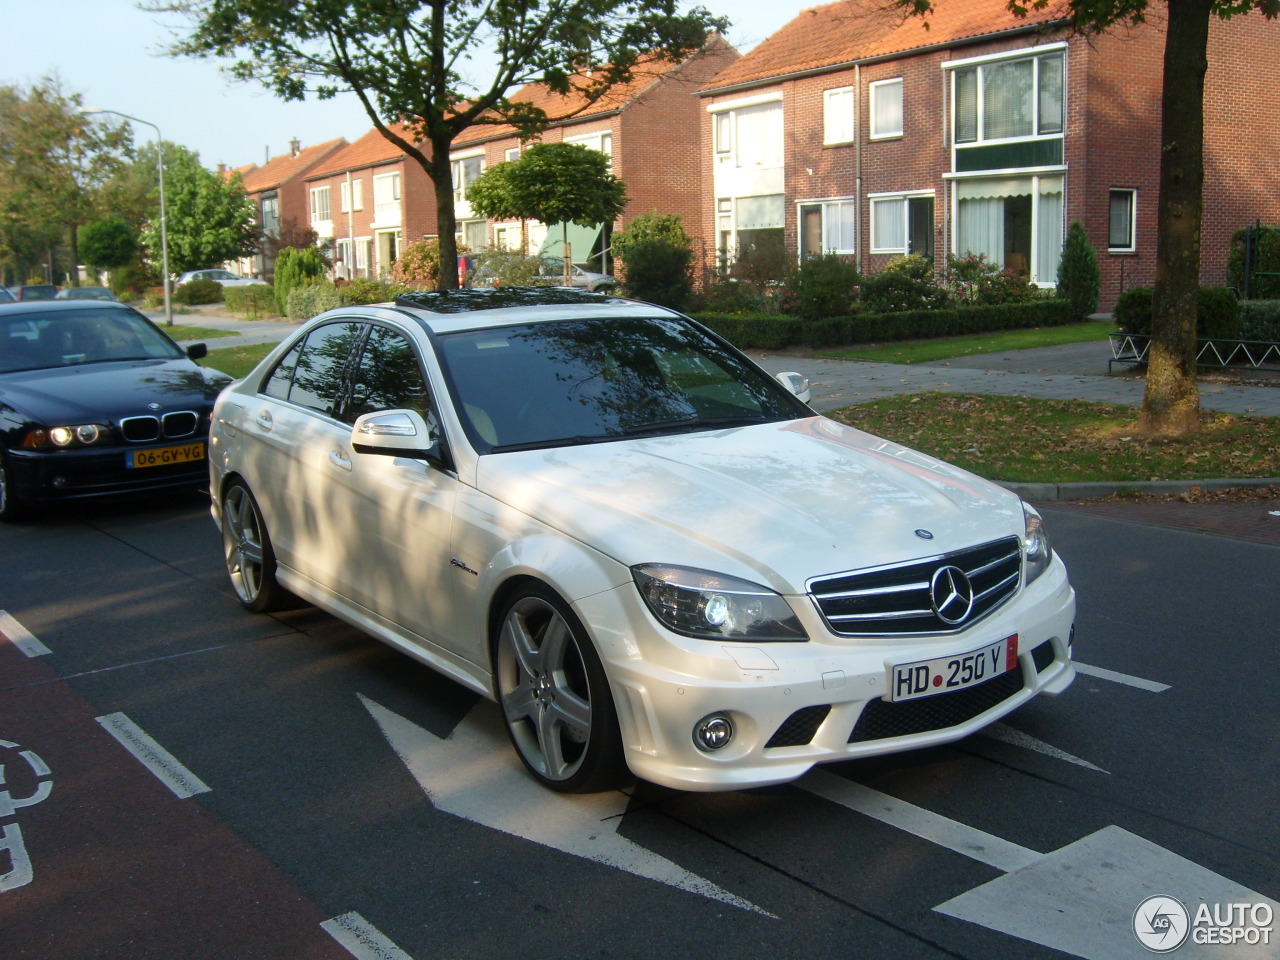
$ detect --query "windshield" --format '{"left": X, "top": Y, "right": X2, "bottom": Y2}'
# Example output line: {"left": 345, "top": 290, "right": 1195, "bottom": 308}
{"left": 0, "top": 308, "right": 186, "bottom": 373}
{"left": 436, "top": 316, "right": 807, "bottom": 452}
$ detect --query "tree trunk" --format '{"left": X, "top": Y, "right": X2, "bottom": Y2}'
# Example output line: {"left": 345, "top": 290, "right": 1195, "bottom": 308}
{"left": 1141, "top": 0, "right": 1212, "bottom": 435}
{"left": 426, "top": 134, "right": 460, "bottom": 291}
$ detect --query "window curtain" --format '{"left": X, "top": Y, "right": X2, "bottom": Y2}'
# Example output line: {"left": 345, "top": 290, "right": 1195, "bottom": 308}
{"left": 1035, "top": 187, "right": 1064, "bottom": 282}
{"left": 982, "top": 59, "right": 1034, "bottom": 140}
{"left": 872, "top": 199, "right": 905, "bottom": 251}
{"left": 871, "top": 81, "right": 903, "bottom": 137}
{"left": 957, "top": 197, "right": 1004, "bottom": 264}
{"left": 824, "top": 202, "right": 855, "bottom": 253}
{"left": 736, "top": 194, "right": 785, "bottom": 230}
{"left": 735, "top": 102, "right": 783, "bottom": 167}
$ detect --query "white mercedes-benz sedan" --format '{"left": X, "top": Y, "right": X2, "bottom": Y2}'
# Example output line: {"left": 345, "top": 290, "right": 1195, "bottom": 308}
{"left": 209, "top": 288, "right": 1075, "bottom": 793}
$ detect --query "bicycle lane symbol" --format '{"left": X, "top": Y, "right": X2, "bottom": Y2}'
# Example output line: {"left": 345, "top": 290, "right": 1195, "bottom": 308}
{"left": 0, "top": 738, "right": 54, "bottom": 892}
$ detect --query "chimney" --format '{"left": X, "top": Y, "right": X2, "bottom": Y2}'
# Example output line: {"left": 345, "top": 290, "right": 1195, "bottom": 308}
{"left": 290, "top": 138, "right": 301, "bottom": 157}
{"left": 217, "top": 162, "right": 226, "bottom": 175}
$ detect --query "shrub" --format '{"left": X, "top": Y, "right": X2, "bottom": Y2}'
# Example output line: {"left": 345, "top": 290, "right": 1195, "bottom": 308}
{"left": 1113, "top": 285, "right": 1240, "bottom": 339}
{"left": 860, "top": 266, "right": 949, "bottom": 313}
{"left": 467, "top": 249, "right": 547, "bottom": 288}
{"left": 1227, "top": 224, "right": 1280, "bottom": 299}
{"left": 341, "top": 277, "right": 409, "bottom": 305}
{"left": 727, "top": 231, "right": 790, "bottom": 294}
{"left": 173, "top": 277, "right": 223, "bottom": 305}
{"left": 1057, "top": 221, "right": 1101, "bottom": 320}
{"left": 391, "top": 239, "right": 445, "bottom": 288}
{"left": 776, "top": 254, "right": 861, "bottom": 320}
{"left": 613, "top": 212, "right": 695, "bottom": 309}
{"left": 285, "top": 281, "right": 343, "bottom": 320}
{"left": 274, "top": 247, "right": 327, "bottom": 314}
{"left": 942, "top": 253, "right": 1035, "bottom": 307}
{"left": 223, "top": 284, "right": 276, "bottom": 317}
{"left": 882, "top": 253, "right": 935, "bottom": 281}
{"left": 691, "top": 276, "right": 770, "bottom": 314}
{"left": 1239, "top": 300, "right": 1280, "bottom": 341}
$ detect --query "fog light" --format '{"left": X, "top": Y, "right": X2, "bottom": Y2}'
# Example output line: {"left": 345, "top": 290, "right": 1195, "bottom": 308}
{"left": 694, "top": 713, "right": 734, "bottom": 751}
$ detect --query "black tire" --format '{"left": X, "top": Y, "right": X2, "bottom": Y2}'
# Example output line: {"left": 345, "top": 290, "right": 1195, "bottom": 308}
{"left": 221, "top": 481, "right": 284, "bottom": 612}
{"left": 0, "top": 449, "right": 28, "bottom": 523}
{"left": 494, "top": 584, "right": 627, "bottom": 793}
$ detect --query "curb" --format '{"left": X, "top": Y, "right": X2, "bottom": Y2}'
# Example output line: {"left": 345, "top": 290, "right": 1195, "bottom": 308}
{"left": 1001, "top": 477, "right": 1280, "bottom": 502}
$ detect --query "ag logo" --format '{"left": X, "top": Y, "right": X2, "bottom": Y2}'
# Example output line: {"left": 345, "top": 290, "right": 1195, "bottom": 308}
{"left": 930, "top": 565, "right": 974, "bottom": 625}
{"left": 1133, "top": 895, "right": 1190, "bottom": 952}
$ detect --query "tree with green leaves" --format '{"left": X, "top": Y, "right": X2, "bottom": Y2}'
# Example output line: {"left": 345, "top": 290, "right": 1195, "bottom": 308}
{"left": 145, "top": 144, "right": 259, "bottom": 274}
{"left": 153, "top": 0, "right": 726, "bottom": 290}
{"left": 78, "top": 216, "right": 139, "bottom": 277}
{"left": 466, "top": 142, "right": 627, "bottom": 282}
{"left": 1057, "top": 220, "right": 1100, "bottom": 322}
{"left": 612, "top": 211, "right": 695, "bottom": 308}
{"left": 0, "top": 78, "right": 132, "bottom": 285}
{"left": 897, "top": 0, "right": 1278, "bottom": 434}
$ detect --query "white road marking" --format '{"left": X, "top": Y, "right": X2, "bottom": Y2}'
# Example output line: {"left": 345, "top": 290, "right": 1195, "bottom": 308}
{"left": 321, "top": 912, "right": 414, "bottom": 960}
{"left": 362, "top": 695, "right": 774, "bottom": 917}
{"left": 980, "top": 722, "right": 1108, "bottom": 773}
{"left": 799, "top": 770, "right": 1042, "bottom": 872}
{"left": 94, "top": 713, "right": 210, "bottom": 799}
{"left": 0, "top": 823, "right": 33, "bottom": 892}
{"left": 0, "top": 611, "right": 51, "bottom": 658}
{"left": 1072, "top": 661, "right": 1171, "bottom": 693}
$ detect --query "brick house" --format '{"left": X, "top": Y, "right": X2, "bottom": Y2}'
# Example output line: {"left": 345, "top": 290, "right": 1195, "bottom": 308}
{"left": 449, "top": 35, "right": 740, "bottom": 271}
{"left": 301, "top": 124, "right": 438, "bottom": 281}
{"left": 231, "top": 139, "right": 347, "bottom": 280}
{"left": 698, "top": 0, "right": 1280, "bottom": 308}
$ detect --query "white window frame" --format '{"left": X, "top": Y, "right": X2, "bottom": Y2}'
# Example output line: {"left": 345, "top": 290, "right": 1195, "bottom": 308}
{"left": 946, "top": 43, "right": 1067, "bottom": 147}
{"left": 798, "top": 198, "right": 856, "bottom": 256}
{"left": 869, "top": 190, "right": 934, "bottom": 255}
{"left": 504, "top": 147, "right": 521, "bottom": 162}
{"left": 707, "top": 93, "right": 785, "bottom": 169}
{"left": 451, "top": 152, "right": 485, "bottom": 203}
{"left": 309, "top": 186, "right": 331, "bottom": 224}
{"left": 823, "top": 87, "right": 854, "bottom": 146}
{"left": 869, "top": 78, "right": 903, "bottom": 140}
{"left": 1108, "top": 188, "right": 1137, "bottom": 253}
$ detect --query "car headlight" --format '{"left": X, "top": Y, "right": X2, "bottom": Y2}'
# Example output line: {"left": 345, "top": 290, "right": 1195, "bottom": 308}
{"left": 20, "top": 423, "right": 113, "bottom": 450}
{"left": 632, "top": 564, "right": 808, "bottom": 642}
{"left": 1022, "top": 503, "right": 1053, "bottom": 585}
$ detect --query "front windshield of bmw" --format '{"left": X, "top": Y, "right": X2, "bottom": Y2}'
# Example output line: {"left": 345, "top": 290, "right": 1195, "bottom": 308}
{"left": 0, "top": 308, "right": 185, "bottom": 373}
{"left": 436, "top": 316, "right": 808, "bottom": 452}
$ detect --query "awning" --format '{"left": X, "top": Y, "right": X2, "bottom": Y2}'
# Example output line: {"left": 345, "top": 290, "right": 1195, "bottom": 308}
{"left": 536, "top": 222, "right": 603, "bottom": 264}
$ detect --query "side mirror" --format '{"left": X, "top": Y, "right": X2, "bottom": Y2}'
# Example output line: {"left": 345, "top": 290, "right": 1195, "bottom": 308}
{"left": 186, "top": 342, "right": 208, "bottom": 360}
{"left": 351, "top": 409, "right": 439, "bottom": 460}
{"left": 776, "top": 371, "right": 812, "bottom": 404}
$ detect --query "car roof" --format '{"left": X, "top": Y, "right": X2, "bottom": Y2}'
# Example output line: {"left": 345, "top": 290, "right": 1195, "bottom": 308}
{"left": 0, "top": 299, "right": 141, "bottom": 318}
{"left": 388, "top": 288, "right": 679, "bottom": 334}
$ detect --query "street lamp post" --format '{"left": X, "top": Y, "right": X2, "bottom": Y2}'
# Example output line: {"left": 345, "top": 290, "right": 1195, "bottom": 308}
{"left": 81, "top": 109, "right": 172, "bottom": 327}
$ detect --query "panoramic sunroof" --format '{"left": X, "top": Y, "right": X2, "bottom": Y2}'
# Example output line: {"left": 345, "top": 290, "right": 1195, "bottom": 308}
{"left": 395, "top": 287, "right": 623, "bottom": 314}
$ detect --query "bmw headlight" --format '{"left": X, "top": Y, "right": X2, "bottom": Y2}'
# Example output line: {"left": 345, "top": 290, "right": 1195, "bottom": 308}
{"left": 21, "top": 423, "right": 112, "bottom": 450}
{"left": 632, "top": 564, "right": 808, "bottom": 642}
{"left": 1022, "top": 503, "right": 1053, "bottom": 585}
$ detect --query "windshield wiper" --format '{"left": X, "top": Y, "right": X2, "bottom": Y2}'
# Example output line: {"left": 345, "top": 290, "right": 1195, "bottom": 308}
{"left": 489, "top": 434, "right": 624, "bottom": 454}
{"left": 621, "top": 414, "right": 774, "bottom": 436}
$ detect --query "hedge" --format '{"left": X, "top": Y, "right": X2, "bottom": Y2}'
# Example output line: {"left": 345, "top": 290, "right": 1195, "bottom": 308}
{"left": 691, "top": 299, "right": 1075, "bottom": 350}
{"left": 223, "top": 284, "right": 276, "bottom": 316}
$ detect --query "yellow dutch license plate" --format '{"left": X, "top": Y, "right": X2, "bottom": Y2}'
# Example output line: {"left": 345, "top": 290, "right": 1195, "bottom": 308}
{"left": 126, "top": 442, "right": 206, "bottom": 469}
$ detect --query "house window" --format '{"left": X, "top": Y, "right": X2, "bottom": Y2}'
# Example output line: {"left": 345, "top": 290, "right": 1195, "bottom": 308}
{"left": 799, "top": 200, "right": 855, "bottom": 259}
{"left": 952, "top": 51, "right": 1064, "bottom": 144}
{"left": 504, "top": 147, "right": 520, "bottom": 162}
{"left": 452, "top": 155, "right": 484, "bottom": 203}
{"left": 457, "top": 219, "right": 489, "bottom": 252}
{"left": 1109, "top": 189, "right": 1136, "bottom": 252}
{"left": 711, "top": 100, "right": 783, "bottom": 168}
{"left": 869, "top": 79, "right": 903, "bottom": 140}
{"left": 954, "top": 176, "right": 1062, "bottom": 283}
{"left": 374, "top": 172, "right": 402, "bottom": 223}
{"left": 261, "top": 196, "right": 280, "bottom": 236}
{"left": 340, "top": 179, "right": 365, "bottom": 213}
{"left": 823, "top": 87, "right": 854, "bottom": 145}
{"left": 870, "top": 192, "right": 934, "bottom": 258}
{"left": 309, "top": 186, "right": 331, "bottom": 223}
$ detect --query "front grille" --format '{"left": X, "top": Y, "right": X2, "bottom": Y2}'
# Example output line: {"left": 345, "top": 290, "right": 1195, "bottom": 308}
{"left": 765, "top": 705, "right": 831, "bottom": 748}
{"left": 809, "top": 537, "right": 1022, "bottom": 637}
{"left": 120, "top": 411, "right": 200, "bottom": 443}
{"left": 848, "top": 668, "right": 1025, "bottom": 743}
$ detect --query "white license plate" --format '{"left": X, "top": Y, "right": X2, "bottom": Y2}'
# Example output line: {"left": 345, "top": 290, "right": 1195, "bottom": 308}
{"left": 889, "top": 635, "right": 1018, "bottom": 702}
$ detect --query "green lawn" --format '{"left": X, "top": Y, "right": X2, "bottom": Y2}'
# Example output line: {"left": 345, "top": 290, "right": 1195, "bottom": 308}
{"left": 835, "top": 393, "right": 1280, "bottom": 483}
{"left": 202, "top": 342, "right": 276, "bottom": 379}
{"left": 161, "top": 324, "right": 238, "bottom": 341}
{"left": 818, "top": 321, "right": 1113, "bottom": 364}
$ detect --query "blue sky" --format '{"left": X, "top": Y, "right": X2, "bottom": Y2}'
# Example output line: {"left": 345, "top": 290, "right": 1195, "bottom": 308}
{"left": 5, "top": 0, "right": 794, "bottom": 170}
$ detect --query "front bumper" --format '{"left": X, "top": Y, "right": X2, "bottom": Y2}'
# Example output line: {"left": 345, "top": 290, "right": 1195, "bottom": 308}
{"left": 575, "top": 555, "right": 1076, "bottom": 792}
{"left": 5, "top": 442, "right": 209, "bottom": 503}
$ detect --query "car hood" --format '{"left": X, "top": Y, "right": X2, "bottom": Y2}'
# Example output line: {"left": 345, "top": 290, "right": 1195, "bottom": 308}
{"left": 477, "top": 417, "right": 1025, "bottom": 593}
{"left": 1, "top": 360, "right": 232, "bottom": 424}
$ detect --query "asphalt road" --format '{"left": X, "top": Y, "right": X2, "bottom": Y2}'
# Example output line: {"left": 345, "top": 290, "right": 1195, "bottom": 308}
{"left": 1, "top": 492, "right": 1277, "bottom": 960}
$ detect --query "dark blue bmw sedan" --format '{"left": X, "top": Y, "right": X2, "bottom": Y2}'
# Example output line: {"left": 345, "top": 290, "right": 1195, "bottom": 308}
{"left": 0, "top": 301, "right": 232, "bottom": 520}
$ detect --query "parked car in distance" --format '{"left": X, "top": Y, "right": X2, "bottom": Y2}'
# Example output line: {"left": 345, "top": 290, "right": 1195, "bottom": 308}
{"left": 175, "top": 269, "right": 268, "bottom": 289}
{"left": 7, "top": 284, "right": 59, "bottom": 301}
{"left": 0, "top": 300, "right": 232, "bottom": 521}
{"left": 0, "top": 288, "right": 15, "bottom": 304}
{"left": 209, "top": 287, "right": 1075, "bottom": 794}
{"left": 55, "top": 286, "right": 117, "bottom": 301}
{"left": 470, "top": 256, "right": 616, "bottom": 293}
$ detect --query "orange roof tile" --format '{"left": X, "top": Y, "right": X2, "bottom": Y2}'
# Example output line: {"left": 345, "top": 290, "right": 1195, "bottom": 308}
{"left": 705, "top": 0, "right": 1068, "bottom": 90}
{"left": 221, "top": 162, "right": 256, "bottom": 183}
{"left": 304, "top": 122, "right": 422, "bottom": 179}
{"left": 239, "top": 138, "right": 348, "bottom": 193}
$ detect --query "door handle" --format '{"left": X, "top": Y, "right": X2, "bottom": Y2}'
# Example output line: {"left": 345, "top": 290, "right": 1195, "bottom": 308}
{"left": 329, "top": 450, "right": 352, "bottom": 472}
{"left": 255, "top": 410, "right": 273, "bottom": 431}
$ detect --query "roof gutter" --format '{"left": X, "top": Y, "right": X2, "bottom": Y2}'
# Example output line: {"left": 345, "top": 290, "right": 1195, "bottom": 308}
{"left": 453, "top": 107, "right": 626, "bottom": 150}
{"left": 697, "top": 19, "right": 1070, "bottom": 98}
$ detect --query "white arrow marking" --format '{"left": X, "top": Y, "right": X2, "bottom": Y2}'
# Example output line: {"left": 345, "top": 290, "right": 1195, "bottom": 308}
{"left": 799, "top": 770, "right": 1278, "bottom": 959}
{"left": 980, "top": 722, "right": 1108, "bottom": 773}
{"left": 361, "top": 695, "right": 773, "bottom": 917}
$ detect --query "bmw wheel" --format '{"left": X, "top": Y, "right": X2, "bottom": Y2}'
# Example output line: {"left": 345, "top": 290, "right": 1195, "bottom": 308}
{"left": 495, "top": 585, "right": 625, "bottom": 793}
{"left": 222, "top": 481, "right": 283, "bottom": 612}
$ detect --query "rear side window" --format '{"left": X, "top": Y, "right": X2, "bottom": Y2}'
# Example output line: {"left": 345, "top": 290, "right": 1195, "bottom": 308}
{"left": 261, "top": 321, "right": 365, "bottom": 419}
